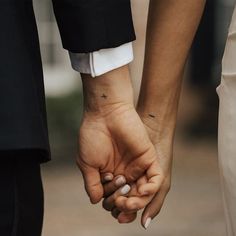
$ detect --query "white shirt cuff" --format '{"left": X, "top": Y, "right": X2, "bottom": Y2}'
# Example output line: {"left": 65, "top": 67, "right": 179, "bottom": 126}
{"left": 69, "top": 42, "right": 133, "bottom": 77}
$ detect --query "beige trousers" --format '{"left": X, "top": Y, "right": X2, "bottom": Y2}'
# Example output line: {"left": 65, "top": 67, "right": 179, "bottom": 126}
{"left": 217, "top": 6, "right": 236, "bottom": 236}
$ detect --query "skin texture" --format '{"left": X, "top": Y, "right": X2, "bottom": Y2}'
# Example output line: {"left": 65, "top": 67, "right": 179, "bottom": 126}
{"left": 77, "top": 65, "right": 164, "bottom": 205}
{"left": 102, "top": 0, "right": 206, "bottom": 228}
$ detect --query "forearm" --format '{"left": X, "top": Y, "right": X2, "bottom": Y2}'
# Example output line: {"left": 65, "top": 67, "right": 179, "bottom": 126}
{"left": 137, "top": 0, "right": 206, "bottom": 139}
{"left": 81, "top": 65, "right": 134, "bottom": 116}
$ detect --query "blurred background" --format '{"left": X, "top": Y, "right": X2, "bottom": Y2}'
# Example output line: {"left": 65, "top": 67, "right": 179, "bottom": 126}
{"left": 33, "top": 0, "right": 235, "bottom": 235}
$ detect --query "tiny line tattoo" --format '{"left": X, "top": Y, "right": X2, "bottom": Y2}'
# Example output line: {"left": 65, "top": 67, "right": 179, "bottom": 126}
{"left": 101, "top": 94, "right": 107, "bottom": 99}
{"left": 148, "top": 114, "right": 156, "bottom": 118}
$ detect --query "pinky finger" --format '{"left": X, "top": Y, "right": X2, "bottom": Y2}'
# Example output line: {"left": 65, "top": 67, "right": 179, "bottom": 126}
{"left": 141, "top": 188, "right": 168, "bottom": 229}
{"left": 111, "top": 208, "right": 121, "bottom": 219}
{"left": 118, "top": 212, "right": 137, "bottom": 224}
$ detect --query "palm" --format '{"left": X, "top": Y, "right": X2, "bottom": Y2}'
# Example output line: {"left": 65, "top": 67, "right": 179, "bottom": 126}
{"left": 78, "top": 105, "right": 158, "bottom": 183}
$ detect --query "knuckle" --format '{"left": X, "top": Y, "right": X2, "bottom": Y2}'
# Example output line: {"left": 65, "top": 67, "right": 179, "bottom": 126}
{"left": 126, "top": 201, "right": 139, "bottom": 211}
{"left": 102, "top": 199, "right": 112, "bottom": 211}
{"left": 126, "top": 167, "right": 143, "bottom": 182}
{"left": 115, "top": 198, "right": 125, "bottom": 211}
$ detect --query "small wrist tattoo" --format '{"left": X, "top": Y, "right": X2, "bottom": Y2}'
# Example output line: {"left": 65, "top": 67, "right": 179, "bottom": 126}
{"left": 148, "top": 114, "right": 156, "bottom": 118}
{"left": 101, "top": 94, "right": 107, "bottom": 99}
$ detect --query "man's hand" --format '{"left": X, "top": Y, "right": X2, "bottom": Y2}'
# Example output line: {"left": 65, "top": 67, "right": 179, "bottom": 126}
{"left": 76, "top": 66, "right": 164, "bottom": 204}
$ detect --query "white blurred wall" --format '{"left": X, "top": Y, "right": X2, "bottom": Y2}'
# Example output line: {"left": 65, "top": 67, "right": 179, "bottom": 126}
{"left": 33, "top": 0, "right": 80, "bottom": 97}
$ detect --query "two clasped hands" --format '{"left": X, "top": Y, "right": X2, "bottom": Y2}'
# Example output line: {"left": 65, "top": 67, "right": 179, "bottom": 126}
{"left": 77, "top": 65, "right": 173, "bottom": 229}
{"left": 77, "top": 0, "right": 205, "bottom": 229}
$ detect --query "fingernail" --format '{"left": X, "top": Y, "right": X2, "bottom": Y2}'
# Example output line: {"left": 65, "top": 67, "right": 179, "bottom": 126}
{"left": 104, "top": 175, "right": 113, "bottom": 181}
{"left": 120, "top": 184, "right": 131, "bottom": 195}
{"left": 144, "top": 217, "right": 152, "bottom": 229}
{"left": 115, "top": 176, "right": 126, "bottom": 187}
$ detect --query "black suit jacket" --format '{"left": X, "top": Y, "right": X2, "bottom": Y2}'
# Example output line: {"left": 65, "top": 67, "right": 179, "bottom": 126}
{"left": 0, "top": 0, "right": 135, "bottom": 162}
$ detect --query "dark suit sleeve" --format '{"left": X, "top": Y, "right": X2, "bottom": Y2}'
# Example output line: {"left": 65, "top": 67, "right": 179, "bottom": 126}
{"left": 52, "top": 0, "right": 136, "bottom": 53}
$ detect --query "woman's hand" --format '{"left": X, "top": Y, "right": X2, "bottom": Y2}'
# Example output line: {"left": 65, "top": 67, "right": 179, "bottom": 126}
{"left": 100, "top": 0, "right": 205, "bottom": 227}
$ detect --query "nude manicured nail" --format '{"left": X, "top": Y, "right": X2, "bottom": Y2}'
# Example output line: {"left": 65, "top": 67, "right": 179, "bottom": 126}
{"left": 115, "top": 176, "right": 126, "bottom": 186}
{"left": 120, "top": 184, "right": 131, "bottom": 195}
{"left": 144, "top": 217, "right": 152, "bottom": 229}
{"left": 104, "top": 175, "right": 113, "bottom": 181}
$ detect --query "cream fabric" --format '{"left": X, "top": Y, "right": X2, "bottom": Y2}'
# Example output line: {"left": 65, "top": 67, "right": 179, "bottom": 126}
{"left": 217, "top": 6, "right": 236, "bottom": 236}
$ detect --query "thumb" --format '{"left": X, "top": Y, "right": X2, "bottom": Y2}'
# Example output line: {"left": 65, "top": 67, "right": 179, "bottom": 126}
{"left": 77, "top": 158, "right": 104, "bottom": 204}
{"left": 125, "top": 156, "right": 154, "bottom": 183}
{"left": 124, "top": 147, "right": 157, "bottom": 183}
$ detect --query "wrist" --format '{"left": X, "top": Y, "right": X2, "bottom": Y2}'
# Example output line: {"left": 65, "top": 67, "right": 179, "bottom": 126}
{"left": 137, "top": 106, "right": 176, "bottom": 142}
{"left": 81, "top": 65, "right": 134, "bottom": 116}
